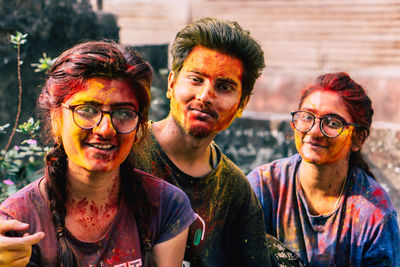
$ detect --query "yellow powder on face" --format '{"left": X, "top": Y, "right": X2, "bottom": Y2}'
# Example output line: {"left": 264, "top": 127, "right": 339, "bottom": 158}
{"left": 294, "top": 126, "right": 354, "bottom": 165}
{"left": 60, "top": 77, "right": 138, "bottom": 173}
{"left": 84, "top": 79, "right": 117, "bottom": 105}
{"left": 327, "top": 127, "right": 353, "bottom": 161}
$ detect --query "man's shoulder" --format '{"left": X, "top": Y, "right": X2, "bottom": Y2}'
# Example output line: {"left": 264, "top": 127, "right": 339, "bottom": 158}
{"left": 133, "top": 124, "right": 154, "bottom": 152}
{"left": 214, "top": 152, "right": 253, "bottom": 191}
{"left": 219, "top": 153, "right": 246, "bottom": 176}
{"left": 132, "top": 125, "right": 165, "bottom": 174}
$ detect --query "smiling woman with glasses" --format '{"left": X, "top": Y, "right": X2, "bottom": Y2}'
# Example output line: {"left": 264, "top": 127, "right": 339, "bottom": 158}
{"left": 0, "top": 41, "right": 196, "bottom": 267}
{"left": 247, "top": 72, "right": 399, "bottom": 266}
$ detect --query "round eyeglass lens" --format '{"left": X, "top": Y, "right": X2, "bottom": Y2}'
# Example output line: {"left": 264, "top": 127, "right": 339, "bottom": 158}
{"left": 293, "top": 112, "right": 314, "bottom": 132}
{"left": 74, "top": 105, "right": 102, "bottom": 129}
{"left": 111, "top": 109, "right": 139, "bottom": 133}
{"left": 321, "top": 117, "right": 343, "bottom": 137}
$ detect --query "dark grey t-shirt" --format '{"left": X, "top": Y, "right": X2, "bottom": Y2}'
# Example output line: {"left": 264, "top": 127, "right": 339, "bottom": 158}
{"left": 133, "top": 126, "right": 270, "bottom": 267}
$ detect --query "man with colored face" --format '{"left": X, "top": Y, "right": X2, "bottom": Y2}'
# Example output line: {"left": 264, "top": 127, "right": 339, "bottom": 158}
{"left": 133, "top": 17, "right": 271, "bottom": 266}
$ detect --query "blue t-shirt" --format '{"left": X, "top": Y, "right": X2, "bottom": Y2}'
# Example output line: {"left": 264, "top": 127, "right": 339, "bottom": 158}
{"left": 0, "top": 169, "right": 197, "bottom": 266}
{"left": 247, "top": 154, "right": 400, "bottom": 267}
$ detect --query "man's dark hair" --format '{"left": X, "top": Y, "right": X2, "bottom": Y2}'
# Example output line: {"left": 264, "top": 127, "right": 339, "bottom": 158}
{"left": 171, "top": 17, "right": 265, "bottom": 105}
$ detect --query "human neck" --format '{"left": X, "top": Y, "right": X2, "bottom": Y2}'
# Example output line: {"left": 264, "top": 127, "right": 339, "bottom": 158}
{"left": 64, "top": 164, "right": 120, "bottom": 241}
{"left": 298, "top": 159, "right": 349, "bottom": 215}
{"left": 66, "top": 164, "right": 120, "bottom": 203}
{"left": 152, "top": 116, "right": 215, "bottom": 177}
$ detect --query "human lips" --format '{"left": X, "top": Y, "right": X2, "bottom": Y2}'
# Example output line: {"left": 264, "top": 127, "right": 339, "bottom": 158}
{"left": 86, "top": 142, "right": 117, "bottom": 151}
{"left": 304, "top": 139, "right": 328, "bottom": 148}
{"left": 188, "top": 104, "right": 218, "bottom": 119}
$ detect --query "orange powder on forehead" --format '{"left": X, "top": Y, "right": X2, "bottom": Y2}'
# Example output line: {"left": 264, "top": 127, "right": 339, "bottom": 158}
{"left": 184, "top": 46, "right": 243, "bottom": 81}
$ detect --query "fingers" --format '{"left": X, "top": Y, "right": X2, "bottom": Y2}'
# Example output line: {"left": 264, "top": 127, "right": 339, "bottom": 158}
{"left": 0, "top": 219, "right": 45, "bottom": 267}
{"left": 0, "top": 232, "right": 45, "bottom": 251}
{"left": 0, "top": 232, "right": 44, "bottom": 267}
{"left": 0, "top": 219, "right": 29, "bottom": 234}
{"left": 20, "top": 232, "right": 45, "bottom": 247}
{"left": 0, "top": 247, "right": 32, "bottom": 267}
{"left": 0, "top": 249, "right": 31, "bottom": 267}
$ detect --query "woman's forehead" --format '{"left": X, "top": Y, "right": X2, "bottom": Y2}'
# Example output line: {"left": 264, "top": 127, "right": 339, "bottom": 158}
{"left": 300, "top": 90, "right": 352, "bottom": 121}
{"left": 66, "top": 77, "right": 138, "bottom": 107}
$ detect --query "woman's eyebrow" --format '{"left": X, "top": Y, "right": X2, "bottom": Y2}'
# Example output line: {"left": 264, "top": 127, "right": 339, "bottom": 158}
{"left": 110, "top": 102, "right": 138, "bottom": 110}
{"left": 69, "top": 100, "right": 137, "bottom": 109}
{"left": 68, "top": 100, "right": 101, "bottom": 106}
{"left": 301, "top": 108, "right": 345, "bottom": 119}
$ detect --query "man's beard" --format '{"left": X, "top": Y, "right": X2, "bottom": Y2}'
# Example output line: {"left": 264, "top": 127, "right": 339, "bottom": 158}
{"left": 172, "top": 113, "right": 212, "bottom": 139}
{"left": 187, "top": 125, "right": 211, "bottom": 138}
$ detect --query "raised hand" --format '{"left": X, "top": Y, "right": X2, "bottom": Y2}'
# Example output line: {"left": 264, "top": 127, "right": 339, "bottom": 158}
{"left": 0, "top": 219, "right": 44, "bottom": 267}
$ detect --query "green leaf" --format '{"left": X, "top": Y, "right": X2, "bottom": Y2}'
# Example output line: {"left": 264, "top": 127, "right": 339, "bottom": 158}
{"left": 10, "top": 32, "right": 28, "bottom": 46}
{"left": 0, "top": 124, "right": 10, "bottom": 134}
{"left": 31, "top": 53, "right": 56, "bottom": 73}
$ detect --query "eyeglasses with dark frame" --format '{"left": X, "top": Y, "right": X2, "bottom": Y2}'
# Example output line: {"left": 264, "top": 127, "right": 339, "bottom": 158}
{"left": 291, "top": 110, "right": 361, "bottom": 138}
{"left": 62, "top": 103, "right": 140, "bottom": 134}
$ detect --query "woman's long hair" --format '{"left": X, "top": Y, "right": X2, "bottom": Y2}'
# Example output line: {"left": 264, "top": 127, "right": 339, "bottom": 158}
{"left": 298, "top": 72, "right": 375, "bottom": 178}
{"left": 37, "top": 41, "right": 156, "bottom": 266}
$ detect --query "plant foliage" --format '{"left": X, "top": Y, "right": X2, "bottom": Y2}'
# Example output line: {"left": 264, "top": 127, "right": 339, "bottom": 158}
{"left": 0, "top": 33, "right": 53, "bottom": 202}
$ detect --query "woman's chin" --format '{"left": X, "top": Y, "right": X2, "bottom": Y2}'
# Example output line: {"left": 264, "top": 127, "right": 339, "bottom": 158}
{"left": 300, "top": 150, "right": 330, "bottom": 165}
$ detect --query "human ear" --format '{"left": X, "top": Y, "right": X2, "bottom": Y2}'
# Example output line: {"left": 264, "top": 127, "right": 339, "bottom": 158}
{"left": 50, "top": 111, "right": 62, "bottom": 142}
{"left": 351, "top": 129, "right": 366, "bottom": 152}
{"left": 290, "top": 121, "right": 295, "bottom": 130}
{"left": 236, "top": 95, "right": 250, "bottom": 118}
{"left": 166, "top": 71, "right": 175, "bottom": 99}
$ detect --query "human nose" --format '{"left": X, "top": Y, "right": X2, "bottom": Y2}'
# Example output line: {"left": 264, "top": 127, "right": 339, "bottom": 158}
{"left": 307, "top": 117, "right": 324, "bottom": 137}
{"left": 195, "top": 81, "right": 214, "bottom": 104}
{"left": 93, "top": 113, "right": 117, "bottom": 137}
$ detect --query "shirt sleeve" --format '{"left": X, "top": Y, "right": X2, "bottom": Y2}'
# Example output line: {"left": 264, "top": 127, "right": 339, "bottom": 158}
{"left": 155, "top": 182, "right": 197, "bottom": 244}
{"left": 247, "top": 166, "right": 274, "bottom": 235}
{"left": 362, "top": 212, "right": 400, "bottom": 266}
{"left": 247, "top": 167, "right": 263, "bottom": 200}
